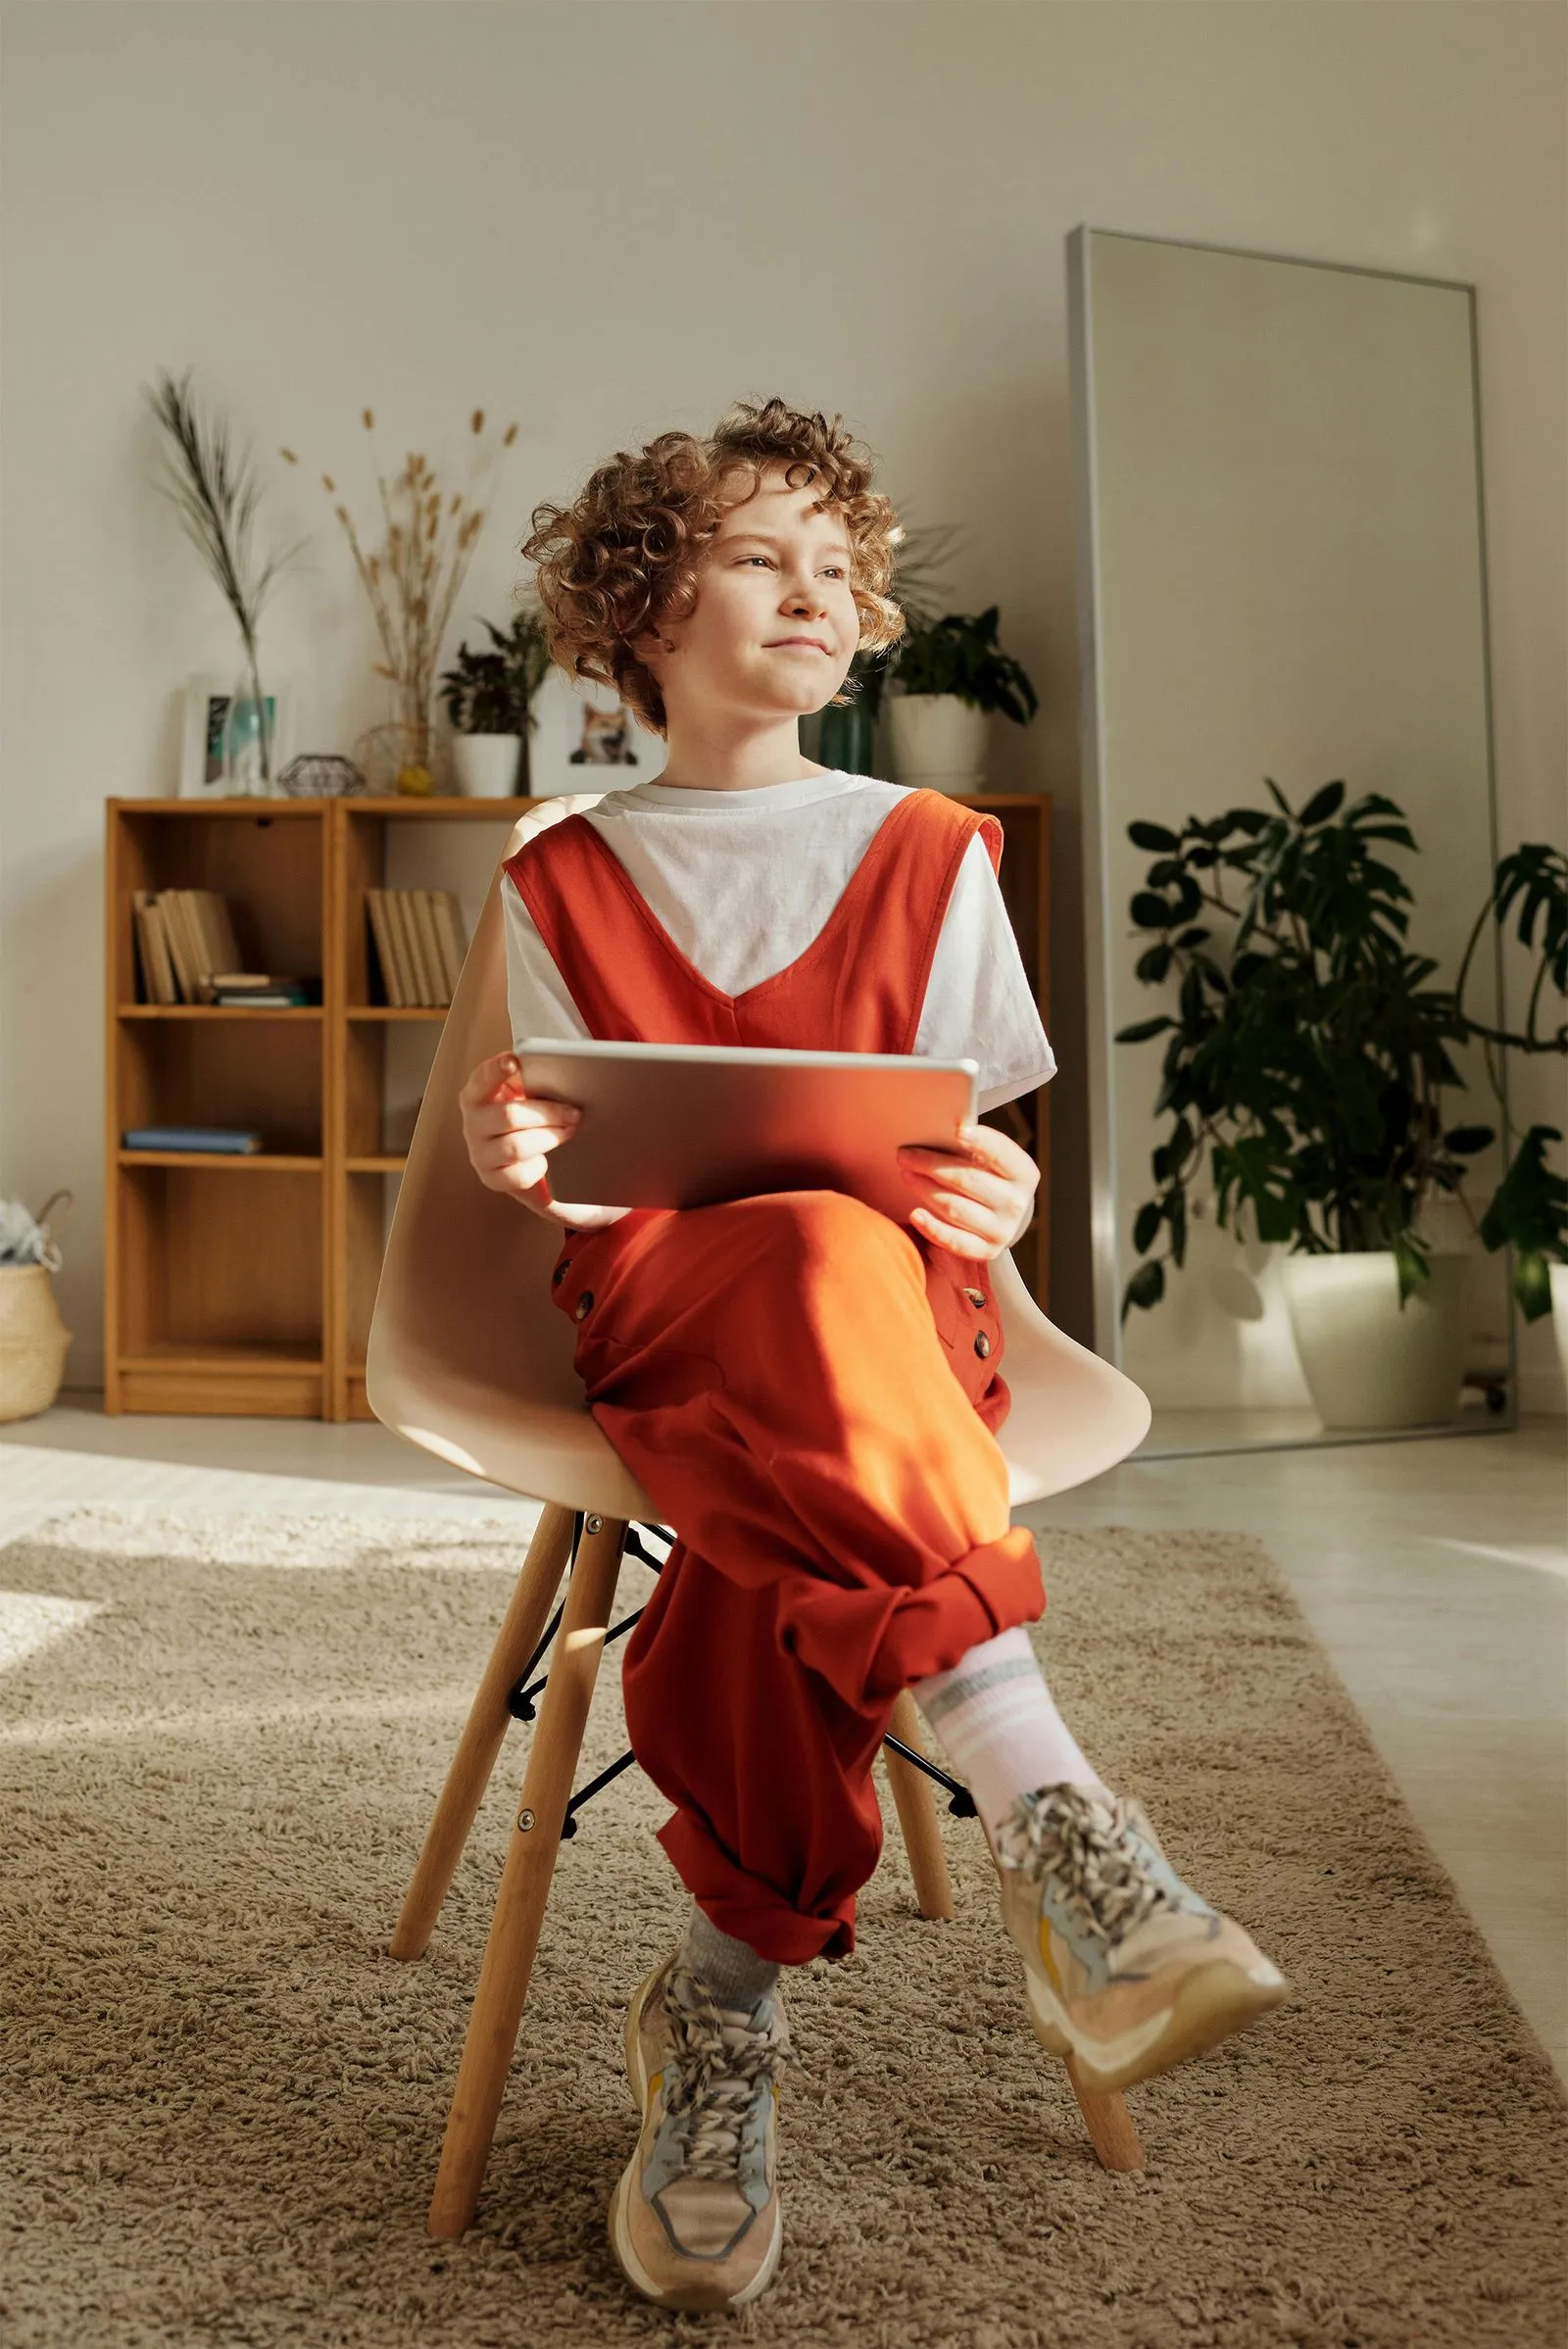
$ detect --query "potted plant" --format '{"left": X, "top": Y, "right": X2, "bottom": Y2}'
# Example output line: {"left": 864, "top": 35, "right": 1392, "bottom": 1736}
{"left": 883, "top": 606, "right": 1039, "bottom": 793}
{"left": 0, "top": 1191, "right": 72, "bottom": 1422}
{"left": 1114, "top": 779, "right": 1496, "bottom": 1430}
{"left": 283, "top": 406, "right": 517, "bottom": 794}
{"left": 1450, "top": 843, "right": 1568, "bottom": 1395}
{"left": 439, "top": 606, "right": 552, "bottom": 797}
{"left": 815, "top": 514, "right": 962, "bottom": 776}
{"left": 147, "top": 369, "right": 302, "bottom": 795}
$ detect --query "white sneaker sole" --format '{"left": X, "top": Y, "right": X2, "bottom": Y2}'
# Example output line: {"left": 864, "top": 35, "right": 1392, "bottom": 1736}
{"left": 607, "top": 1967, "right": 784, "bottom": 2314}
{"left": 1025, "top": 1951, "right": 1291, "bottom": 2095}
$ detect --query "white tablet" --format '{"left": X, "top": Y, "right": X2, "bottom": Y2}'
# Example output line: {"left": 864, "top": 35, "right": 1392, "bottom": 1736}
{"left": 514, "top": 1037, "right": 979, "bottom": 1223}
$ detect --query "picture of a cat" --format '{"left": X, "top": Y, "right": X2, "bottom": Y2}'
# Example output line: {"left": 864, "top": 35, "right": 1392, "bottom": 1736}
{"left": 568, "top": 704, "right": 644, "bottom": 765}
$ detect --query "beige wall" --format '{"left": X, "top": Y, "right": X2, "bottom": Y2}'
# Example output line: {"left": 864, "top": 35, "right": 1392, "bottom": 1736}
{"left": 2, "top": 0, "right": 1563, "bottom": 1402}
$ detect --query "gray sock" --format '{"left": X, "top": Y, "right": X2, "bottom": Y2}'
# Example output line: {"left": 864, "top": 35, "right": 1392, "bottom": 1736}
{"left": 677, "top": 1902, "right": 781, "bottom": 2012}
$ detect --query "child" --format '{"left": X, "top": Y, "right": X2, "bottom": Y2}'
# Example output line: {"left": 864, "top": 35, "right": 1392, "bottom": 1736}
{"left": 460, "top": 399, "right": 1290, "bottom": 2314}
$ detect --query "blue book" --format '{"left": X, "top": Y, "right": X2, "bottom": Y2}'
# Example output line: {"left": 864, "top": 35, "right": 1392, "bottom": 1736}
{"left": 122, "top": 1126, "right": 265, "bottom": 1154}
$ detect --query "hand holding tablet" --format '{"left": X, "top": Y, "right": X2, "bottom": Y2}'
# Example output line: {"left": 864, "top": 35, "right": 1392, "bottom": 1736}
{"left": 512, "top": 1037, "right": 980, "bottom": 1227}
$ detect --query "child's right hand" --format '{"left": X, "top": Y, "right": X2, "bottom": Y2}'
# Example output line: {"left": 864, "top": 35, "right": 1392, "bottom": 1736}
{"left": 459, "top": 1051, "right": 628, "bottom": 1231}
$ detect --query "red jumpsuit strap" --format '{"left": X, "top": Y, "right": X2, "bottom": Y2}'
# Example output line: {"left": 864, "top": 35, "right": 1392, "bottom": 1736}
{"left": 504, "top": 813, "right": 741, "bottom": 1044}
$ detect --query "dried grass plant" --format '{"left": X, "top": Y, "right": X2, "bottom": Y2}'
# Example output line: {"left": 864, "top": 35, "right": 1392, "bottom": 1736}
{"left": 283, "top": 408, "right": 517, "bottom": 791}
{"left": 148, "top": 367, "right": 304, "bottom": 786}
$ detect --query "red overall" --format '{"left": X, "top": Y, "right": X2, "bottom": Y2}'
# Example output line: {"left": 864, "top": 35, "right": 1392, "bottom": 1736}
{"left": 503, "top": 790, "right": 1046, "bottom": 1963}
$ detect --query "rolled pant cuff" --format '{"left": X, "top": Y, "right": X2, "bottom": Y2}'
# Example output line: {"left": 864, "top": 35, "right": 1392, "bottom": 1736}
{"left": 864, "top": 1528, "right": 1046, "bottom": 1699}
{"left": 657, "top": 1813, "right": 859, "bottom": 1964}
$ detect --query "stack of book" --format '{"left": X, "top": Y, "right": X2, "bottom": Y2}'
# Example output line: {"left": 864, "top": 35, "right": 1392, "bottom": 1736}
{"left": 365, "top": 889, "right": 468, "bottom": 1008}
{"left": 208, "top": 974, "right": 317, "bottom": 1008}
{"left": 130, "top": 889, "right": 320, "bottom": 1007}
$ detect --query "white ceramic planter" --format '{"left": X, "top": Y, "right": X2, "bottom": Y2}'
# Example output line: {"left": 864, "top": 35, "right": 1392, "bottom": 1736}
{"left": 1550, "top": 1262, "right": 1568, "bottom": 1405}
{"left": 453, "top": 733, "right": 523, "bottom": 798}
{"left": 1281, "top": 1250, "right": 1469, "bottom": 1430}
{"left": 0, "top": 1263, "right": 72, "bottom": 1421}
{"left": 886, "top": 694, "right": 989, "bottom": 793}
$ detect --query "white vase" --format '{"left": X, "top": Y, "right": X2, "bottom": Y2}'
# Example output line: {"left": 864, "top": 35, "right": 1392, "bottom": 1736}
{"left": 1280, "top": 1251, "right": 1469, "bottom": 1430}
{"left": 453, "top": 733, "right": 523, "bottom": 798}
{"left": 1550, "top": 1262, "right": 1568, "bottom": 1407}
{"left": 886, "top": 694, "right": 990, "bottom": 793}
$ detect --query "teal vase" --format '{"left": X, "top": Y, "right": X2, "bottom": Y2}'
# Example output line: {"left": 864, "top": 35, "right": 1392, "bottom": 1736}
{"left": 816, "top": 699, "right": 877, "bottom": 776}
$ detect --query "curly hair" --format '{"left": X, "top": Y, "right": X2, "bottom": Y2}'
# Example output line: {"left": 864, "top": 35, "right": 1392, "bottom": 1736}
{"left": 518, "top": 396, "right": 906, "bottom": 737}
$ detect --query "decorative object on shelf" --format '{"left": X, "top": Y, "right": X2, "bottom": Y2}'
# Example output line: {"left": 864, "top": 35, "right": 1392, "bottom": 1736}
{"left": 524, "top": 666, "right": 666, "bottom": 798}
{"left": 277, "top": 754, "right": 368, "bottom": 800}
{"left": 818, "top": 513, "right": 961, "bottom": 776}
{"left": 883, "top": 607, "right": 1040, "bottom": 795}
{"left": 440, "top": 604, "right": 552, "bottom": 798}
{"left": 178, "top": 674, "right": 293, "bottom": 801}
{"left": 284, "top": 406, "right": 517, "bottom": 797}
{"left": 0, "top": 1190, "right": 73, "bottom": 1421}
{"left": 147, "top": 369, "right": 303, "bottom": 796}
{"left": 1112, "top": 777, "right": 1566, "bottom": 1429}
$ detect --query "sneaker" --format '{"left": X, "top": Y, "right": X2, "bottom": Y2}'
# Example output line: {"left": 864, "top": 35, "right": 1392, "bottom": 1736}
{"left": 607, "top": 1951, "right": 792, "bottom": 2313}
{"left": 994, "top": 1782, "right": 1290, "bottom": 2095}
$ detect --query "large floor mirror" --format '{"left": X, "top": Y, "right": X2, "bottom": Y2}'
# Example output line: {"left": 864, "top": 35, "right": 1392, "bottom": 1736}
{"left": 1066, "top": 228, "right": 1512, "bottom": 1457}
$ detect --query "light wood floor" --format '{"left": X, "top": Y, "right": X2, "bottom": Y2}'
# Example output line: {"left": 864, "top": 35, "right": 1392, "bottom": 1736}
{"left": 2, "top": 1394, "right": 1563, "bottom": 2082}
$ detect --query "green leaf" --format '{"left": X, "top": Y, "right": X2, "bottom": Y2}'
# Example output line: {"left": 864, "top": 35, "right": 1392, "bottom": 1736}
{"left": 1443, "top": 1124, "right": 1494, "bottom": 1155}
{"left": 1299, "top": 780, "right": 1347, "bottom": 827}
{"left": 1128, "top": 820, "right": 1180, "bottom": 852}
{"left": 1121, "top": 1258, "right": 1165, "bottom": 1318}
{"left": 1130, "top": 891, "right": 1173, "bottom": 930}
{"left": 1115, "top": 1015, "right": 1175, "bottom": 1044}
{"left": 1135, "top": 943, "right": 1173, "bottom": 984}
{"left": 1514, "top": 1249, "right": 1554, "bottom": 1322}
{"left": 1132, "top": 1200, "right": 1161, "bottom": 1253}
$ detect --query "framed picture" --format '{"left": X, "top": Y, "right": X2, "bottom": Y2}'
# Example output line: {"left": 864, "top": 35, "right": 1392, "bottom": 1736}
{"left": 177, "top": 673, "right": 293, "bottom": 798}
{"left": 524, "top": 665, "right": 665, "bottom": 799}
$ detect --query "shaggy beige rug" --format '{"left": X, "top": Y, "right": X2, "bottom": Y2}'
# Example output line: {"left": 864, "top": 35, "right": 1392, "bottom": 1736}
{"left": 1, "top": 1505, "right": 1563, "bottom": 2349}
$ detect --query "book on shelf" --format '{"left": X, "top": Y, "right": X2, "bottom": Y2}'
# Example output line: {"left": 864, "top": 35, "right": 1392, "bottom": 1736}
{"left": 122, "top": 1125, "right": 266, "bottom": 1154}
{"left": 365, "top": 888, "right": 467, "bottom": 1007}
{"left": 208, "top": 972, "right": 316, "bottom": 1007}
{"left": 131, "top": 888, "right": 247, "bottom": 1004}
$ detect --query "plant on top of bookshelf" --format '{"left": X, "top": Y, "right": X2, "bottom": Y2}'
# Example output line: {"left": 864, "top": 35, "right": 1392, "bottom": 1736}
{"left": 283, "top": 407, "right": 518, "bottom": 796}
{"left": 440, "top": 606, "right": 551, "bottom": 736}
{"left": 147, "top": 368, "right": 305, "bottom": 793}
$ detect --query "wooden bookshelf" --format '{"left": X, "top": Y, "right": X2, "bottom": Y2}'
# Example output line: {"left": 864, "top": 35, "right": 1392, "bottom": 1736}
{"left": 105, "top": 791, "right": 1052, "bottom": 1420}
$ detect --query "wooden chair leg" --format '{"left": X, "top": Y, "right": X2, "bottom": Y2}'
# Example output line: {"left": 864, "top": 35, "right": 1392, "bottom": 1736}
{"left": 882, "top": 1690, "right": 956, "bottom": 1921}
{"left": 390, "top": 1502, "right": 576, "bottom": 1962}
{"left": 1063, "top": 2055, "right": 1145, "bottom": 2172}
{"left": 426, "top": 1511, "right": 628, "bottom": 2240}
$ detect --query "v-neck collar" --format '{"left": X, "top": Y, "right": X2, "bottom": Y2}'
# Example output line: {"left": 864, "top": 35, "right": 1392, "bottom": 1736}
{"left": 568, "top": 791, "right": 921, "bottom": 1009}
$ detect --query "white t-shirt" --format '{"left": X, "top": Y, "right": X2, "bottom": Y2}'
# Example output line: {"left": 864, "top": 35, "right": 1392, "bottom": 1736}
{"left": 502, "top": 769, "right": 1056, "bottom": 1114}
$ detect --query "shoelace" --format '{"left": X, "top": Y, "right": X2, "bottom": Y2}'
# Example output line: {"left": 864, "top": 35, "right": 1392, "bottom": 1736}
{"left": 995, "top": 1783, "right": 1202, "bottom": 1949}
{"left": 661, "top": 1967, "right": 795, "bottom": 2184}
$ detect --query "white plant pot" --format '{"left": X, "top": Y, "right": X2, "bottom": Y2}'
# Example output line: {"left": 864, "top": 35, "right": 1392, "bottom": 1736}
{"left": 1281, "top": 1251, "right": 1469, "bottom": 1430}
{"left": 1550, "top": 1262, "right": 1568, "bottom": 1406}
{"left": 886, "top": 694, "right": 989, "bottom": 793}
{"left": 453, "top": 733, "right": 523, "bottom": 799}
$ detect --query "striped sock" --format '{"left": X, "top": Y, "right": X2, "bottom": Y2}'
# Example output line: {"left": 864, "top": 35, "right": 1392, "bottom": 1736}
{"left": 910, "top": 1625, "right": 1110, "bottom": 1843}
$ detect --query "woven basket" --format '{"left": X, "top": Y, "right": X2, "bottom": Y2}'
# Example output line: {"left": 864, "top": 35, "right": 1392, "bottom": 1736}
{"left": 0, "top": 1189, "right": 73, "bottom": 1422}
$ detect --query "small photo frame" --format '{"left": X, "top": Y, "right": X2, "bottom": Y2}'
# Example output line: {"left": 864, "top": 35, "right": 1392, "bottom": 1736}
{"left": 178, "top": 673, "right": 294, "bottom": 798}
{"left": 524, "top": 665, "right": 665, "bottom": 799}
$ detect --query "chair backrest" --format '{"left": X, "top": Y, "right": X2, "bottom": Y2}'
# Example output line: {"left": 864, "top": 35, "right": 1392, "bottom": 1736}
{"left": 366, "top": 798, "right": 1150, "bottom": 1515}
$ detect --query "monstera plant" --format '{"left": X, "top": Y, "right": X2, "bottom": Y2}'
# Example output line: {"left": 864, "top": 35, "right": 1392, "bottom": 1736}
{"left": 1114, "top": 779, "right": 1491, "bottom": 1315}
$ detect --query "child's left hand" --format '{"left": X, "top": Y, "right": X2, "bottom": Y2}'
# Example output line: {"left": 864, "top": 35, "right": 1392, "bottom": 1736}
{"left": 897, "top": 1123, "right": 1040, "bottom": 1261}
